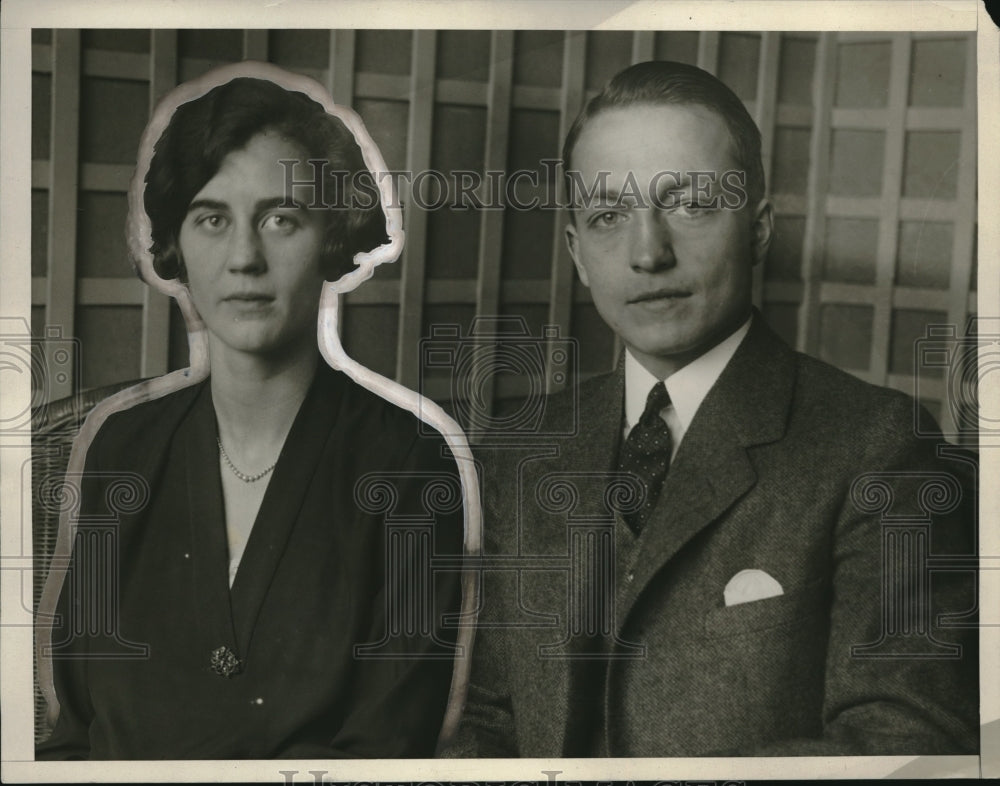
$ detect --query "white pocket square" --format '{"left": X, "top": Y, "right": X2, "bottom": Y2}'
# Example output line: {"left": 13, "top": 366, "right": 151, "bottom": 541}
{"left": 724, "top": 569, "right": 784, "bottom": 607}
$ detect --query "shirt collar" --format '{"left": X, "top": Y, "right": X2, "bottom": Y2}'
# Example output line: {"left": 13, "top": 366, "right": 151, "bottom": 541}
{"left": 624, "top": 315, "right": 752, "bottom": 434}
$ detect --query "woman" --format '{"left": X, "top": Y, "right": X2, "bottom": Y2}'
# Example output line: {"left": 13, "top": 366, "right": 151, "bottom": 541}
{"left": 36, "top": 68, "right": 467, "bottom": 760}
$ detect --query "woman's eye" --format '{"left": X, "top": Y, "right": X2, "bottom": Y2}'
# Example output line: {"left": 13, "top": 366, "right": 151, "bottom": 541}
{"left": 261, "top": 213, "right": 299, "bottom": 233}
{"left": 195, "top": 214, "right": 228, "bottom": 232}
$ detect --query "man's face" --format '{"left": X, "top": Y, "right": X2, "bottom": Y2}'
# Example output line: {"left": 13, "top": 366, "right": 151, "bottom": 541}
{"left": 565, "top": 103, "right": 773, "bottom": 379}
{"left": 178, "top": 130, "right": 327, "bottom": 359}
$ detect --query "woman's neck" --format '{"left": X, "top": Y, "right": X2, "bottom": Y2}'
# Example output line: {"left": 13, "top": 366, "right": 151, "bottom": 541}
{"left": 209, "top": 339, "right": 319, "bottom": 460}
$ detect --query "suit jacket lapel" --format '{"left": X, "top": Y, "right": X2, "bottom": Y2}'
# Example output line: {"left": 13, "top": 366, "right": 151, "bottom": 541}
{"left": 566, "top": 367, "right": 625, "bottom": 478}
{"left": 519, "top": 367, "right": 624, "bottom": 755}
{"left": 518, "top": 368, "right": 625, "bottom": 552}
{"left": 229, "top": 363, "right": 345, "bottom": 656}
{"left": 616, "top": 317, "right": 798, "bottom": 629}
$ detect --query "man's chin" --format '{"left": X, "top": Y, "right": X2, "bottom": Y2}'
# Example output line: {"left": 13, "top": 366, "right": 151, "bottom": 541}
{"left": 622, "top": 327, "right": 716, "bottom": 372}
{"left": 626, "top": 328, "right": 697, "bottom": 360}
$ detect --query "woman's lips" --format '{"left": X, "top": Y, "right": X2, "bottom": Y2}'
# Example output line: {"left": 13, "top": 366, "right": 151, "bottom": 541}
{"left": 224, "top": 293, "right": 274, "bottom": 302}
{"left": 223, "top": 293, "right": 275, "bottom": 314}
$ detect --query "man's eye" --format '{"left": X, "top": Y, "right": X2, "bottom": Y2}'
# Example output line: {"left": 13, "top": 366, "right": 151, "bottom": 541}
{"left": 589, "top": 211, "right": 625, "bottom": 228}
{"left": 672, "top": 201, "right": 714, "bottom": 218}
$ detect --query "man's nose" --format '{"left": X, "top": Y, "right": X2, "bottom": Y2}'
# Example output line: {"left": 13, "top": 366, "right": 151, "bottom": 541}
{"left": 630, "top": 211, "right": 675, "bottom": 272}
{"left": 226, "top": 224, "right": 266, "bottom": 273}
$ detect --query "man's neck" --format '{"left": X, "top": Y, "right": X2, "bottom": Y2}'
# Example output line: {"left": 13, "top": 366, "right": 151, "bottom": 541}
{"left": 624, "top": 314, "right": 752, "bottom": 437}
{"left": 628, "top": 311, "right": 754, "bottom": 381}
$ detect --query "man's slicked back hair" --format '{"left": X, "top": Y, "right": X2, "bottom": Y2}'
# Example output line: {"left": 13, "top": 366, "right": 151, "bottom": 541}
{"left": 562, "top": 60, "right": 766, "bottom": 211}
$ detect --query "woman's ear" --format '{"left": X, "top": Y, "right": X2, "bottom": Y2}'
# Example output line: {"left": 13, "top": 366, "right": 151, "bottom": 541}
{"left": 320, "top": 229, "right": 354, "bottom": 283}
{"left": 320, "top": 189, "right": 389, "bottom": 282}
{"left": 152, "top": 237, "right": 188, "bottom": 283}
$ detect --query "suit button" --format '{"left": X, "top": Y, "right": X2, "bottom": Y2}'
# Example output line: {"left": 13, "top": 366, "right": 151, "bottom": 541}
{"left": 626, "top": 571, "right": 635, "bottom": 583}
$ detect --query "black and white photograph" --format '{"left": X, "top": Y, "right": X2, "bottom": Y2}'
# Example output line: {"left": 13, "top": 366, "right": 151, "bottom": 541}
{"left": 0, "top": 0, "right": 996, "bottom": 782}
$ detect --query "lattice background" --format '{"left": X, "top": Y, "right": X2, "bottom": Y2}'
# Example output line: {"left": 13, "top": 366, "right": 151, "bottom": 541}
{"left": 30, "top": 29, "right": 978, "bottom": 439}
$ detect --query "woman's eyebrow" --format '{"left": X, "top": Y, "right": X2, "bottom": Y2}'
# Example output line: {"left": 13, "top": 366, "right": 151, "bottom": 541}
{"left": 186, "top": 196, "right": 309, "bottom": 215}
{"left": 257, "top": 196, "right": 307, "bottom": 212}
{"left": 186, "top": 198, "right": 228, "bottom": 214}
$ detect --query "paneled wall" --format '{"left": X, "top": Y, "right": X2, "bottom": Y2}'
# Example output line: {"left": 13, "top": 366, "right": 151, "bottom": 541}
{"left": 30, "top": 29, "right": 977, "bottom": 438}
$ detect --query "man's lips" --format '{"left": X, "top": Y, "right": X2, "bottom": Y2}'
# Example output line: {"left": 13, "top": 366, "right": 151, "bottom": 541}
{"left": 627, "top": 289, "right": 692, "bottom": 304}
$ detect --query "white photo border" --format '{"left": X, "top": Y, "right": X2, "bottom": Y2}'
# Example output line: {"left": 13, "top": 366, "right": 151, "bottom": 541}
{"left": 1, "top": 0, "right": 996, "bottom": 782}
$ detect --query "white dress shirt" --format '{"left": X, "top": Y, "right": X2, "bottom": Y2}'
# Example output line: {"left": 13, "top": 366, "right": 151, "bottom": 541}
{"left": 623, "top": 316, "right": 752, "bottom": 462}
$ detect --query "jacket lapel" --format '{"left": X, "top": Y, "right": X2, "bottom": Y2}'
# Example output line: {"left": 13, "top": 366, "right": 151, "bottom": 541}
{"left": 566, "top": 367, "right": 625, "bottom": 478}
{"left": 615, "top": 317, "right": 798, "bottom": 629}
{"left": 517, "top": 367, "right": 625, "bottom": 755}
{"left": 517, "top": 368, "right": 625, "bottom": 553}
{"left": 228, "top": 363, "right": 345, "bottom": 656}
{"left": 183, "top": 383, "right": 241, "bottom": 662}
{"left": 100, "top": 382, "right": 202, "bottom": 539}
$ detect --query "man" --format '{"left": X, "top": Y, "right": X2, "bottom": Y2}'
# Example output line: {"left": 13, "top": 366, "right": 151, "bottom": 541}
{"left": 446, "top": 61, "right": 977, "bottom": 757}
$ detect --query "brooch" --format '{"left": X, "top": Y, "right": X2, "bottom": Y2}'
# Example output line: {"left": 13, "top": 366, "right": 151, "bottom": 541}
{"left": 210, "top": 645, "right": 243, "bottom": 678}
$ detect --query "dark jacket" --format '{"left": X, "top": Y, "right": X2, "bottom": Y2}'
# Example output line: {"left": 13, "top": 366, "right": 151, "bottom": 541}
{"left": 37, "top": 364, "right": 464, "bottom": 759}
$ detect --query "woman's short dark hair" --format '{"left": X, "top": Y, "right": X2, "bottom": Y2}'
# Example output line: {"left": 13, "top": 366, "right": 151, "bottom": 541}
{"left": 562, "top": 60, "right": 766, "bottom": 211}
{"left": 144, "top": 77, "right": 389, "bottom": 281}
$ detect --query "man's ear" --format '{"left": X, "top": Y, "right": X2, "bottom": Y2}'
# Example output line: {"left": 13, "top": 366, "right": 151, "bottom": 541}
{"left": 565, "top": 220, "right": 590, "bottom": 287}
{"left": 750, "top": 198, "right": 774, "bottom": 267}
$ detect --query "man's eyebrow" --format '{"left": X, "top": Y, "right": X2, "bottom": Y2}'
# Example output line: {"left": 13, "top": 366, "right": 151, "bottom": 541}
{"left": 577, "top": 187, "right": 632, "bottom": 209}
{"left": 662, "top": 175, "right": 692, "bottom": 191}
{"left": 662, "top": 174, "right": 725, "bottom": 192}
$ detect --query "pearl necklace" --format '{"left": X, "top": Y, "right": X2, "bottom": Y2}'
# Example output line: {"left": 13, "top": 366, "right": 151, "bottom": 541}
{"left": 217, "top": 437, "right": 277, "bottom": 483}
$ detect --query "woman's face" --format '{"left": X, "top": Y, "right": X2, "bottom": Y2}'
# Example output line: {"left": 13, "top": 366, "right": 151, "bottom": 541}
{"left": 177, "top": 130, "right": 327, "bottom": 359}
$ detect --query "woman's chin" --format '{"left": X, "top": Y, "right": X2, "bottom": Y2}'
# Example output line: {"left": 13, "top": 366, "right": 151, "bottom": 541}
{"left": 210, "top": 329, "right": 313, "bottom": 360}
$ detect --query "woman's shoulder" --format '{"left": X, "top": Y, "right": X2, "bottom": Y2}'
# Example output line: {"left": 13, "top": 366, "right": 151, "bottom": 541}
{"left": 86, "top": 379, "right": 204, "bottom": 464}
{"left": 328, "top": 369, "right": 455, "bottom": 462}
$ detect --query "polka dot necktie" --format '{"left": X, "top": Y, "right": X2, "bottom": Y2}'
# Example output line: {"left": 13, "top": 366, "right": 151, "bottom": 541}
{"left": 618, "top": 381, "right": 672, "bottom": 534}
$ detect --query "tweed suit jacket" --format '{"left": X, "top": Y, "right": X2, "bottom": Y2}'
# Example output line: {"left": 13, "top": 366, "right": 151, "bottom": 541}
{"left": 448, "top": 316, "right": 978, "bottom": 757}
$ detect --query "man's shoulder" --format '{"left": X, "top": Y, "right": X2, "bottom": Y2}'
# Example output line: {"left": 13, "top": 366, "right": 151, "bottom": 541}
{"left": 790, "top": 349, "right": 921, "bottom": 435}
{"left": 739, "top": 318, "right": 924, "bottom": 436}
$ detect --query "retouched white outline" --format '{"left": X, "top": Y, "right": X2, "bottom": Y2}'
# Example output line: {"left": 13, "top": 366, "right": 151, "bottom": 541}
{"left": 33, "top": 59, "right": 482, "bottom": 751}
{"left": 1, "top": 1, "right": 991, "bottom": 781}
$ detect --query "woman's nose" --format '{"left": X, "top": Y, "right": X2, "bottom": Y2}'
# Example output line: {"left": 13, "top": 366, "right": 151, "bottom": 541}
{"left": 630, "top": 211, "right": 675, "bottom": 272}
{"left": 227, "top": 225, "right": 266, "bottom": 273}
